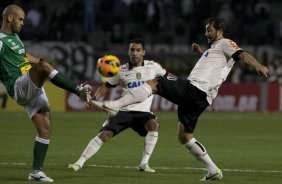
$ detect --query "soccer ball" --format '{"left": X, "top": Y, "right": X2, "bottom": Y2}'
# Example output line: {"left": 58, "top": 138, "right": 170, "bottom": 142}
{"left": 97, "top": 55, "right": 120, "bottom": 77}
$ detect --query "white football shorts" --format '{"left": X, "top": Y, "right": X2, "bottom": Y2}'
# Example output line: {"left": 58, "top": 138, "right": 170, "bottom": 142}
{"left": 13, "top": 71, "right": 50, "bottom": 118}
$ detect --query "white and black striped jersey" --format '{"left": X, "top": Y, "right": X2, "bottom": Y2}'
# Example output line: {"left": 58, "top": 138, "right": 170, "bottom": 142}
{"left": 107, "top": 60, "right": 166, "bottom": 112}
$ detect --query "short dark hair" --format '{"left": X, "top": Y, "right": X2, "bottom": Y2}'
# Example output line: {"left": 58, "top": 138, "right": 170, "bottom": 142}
{"left": 205, "top": 17, "right": 226, "bottom": 32}
{"left": 129, "top": 38, "right": 145, "bottom": 49}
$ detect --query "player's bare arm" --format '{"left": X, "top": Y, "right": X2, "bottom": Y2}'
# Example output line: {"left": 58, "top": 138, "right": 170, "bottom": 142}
{"left": 26, "top": 53, "right": 40, "bottom": 64}
{"left": 191, "top": 43, "right": 204, "bottom": 56}
{"left": 94, "top": 83, "right": 110, "bottom": 99}
{"left": 239, "top": 51, "right": 269, "bottom": 77}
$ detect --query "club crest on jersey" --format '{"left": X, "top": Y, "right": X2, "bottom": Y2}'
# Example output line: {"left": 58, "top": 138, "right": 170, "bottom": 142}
{"left": 136, "top": 72, "right": 141, "bottom": 79}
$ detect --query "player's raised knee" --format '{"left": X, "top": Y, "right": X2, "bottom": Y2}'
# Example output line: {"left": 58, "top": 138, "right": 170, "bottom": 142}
{"left": 36, "top": 59, "right": 54, "bottom": 74}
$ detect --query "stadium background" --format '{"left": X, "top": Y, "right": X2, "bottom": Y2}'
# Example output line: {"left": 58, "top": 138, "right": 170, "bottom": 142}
{"left": 1, "top": 0, "right": 282, "bottom": 112}
{"left": 1, "top": 1, "right": 282, "bottom": 184}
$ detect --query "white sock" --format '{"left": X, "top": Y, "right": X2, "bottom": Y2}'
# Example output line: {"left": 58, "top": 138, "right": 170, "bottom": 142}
{"left": 110, "top": 83, "right": 152, "bottom": 109}
{"left": 76, "top": 136, "right": 103, "bottom": 167}
{"left": 185, "top": 138, "right": 218, "bottom": 173}
{"left": 140, "top": 131, "right": 158, "bottom": 165}
{"left": 35, "top": 136, "right": 50, "bottom": 144}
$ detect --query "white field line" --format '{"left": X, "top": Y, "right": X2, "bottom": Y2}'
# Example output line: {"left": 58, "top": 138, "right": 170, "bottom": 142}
{"left": 1, "top": 162, "right": 282, "bottom": 174}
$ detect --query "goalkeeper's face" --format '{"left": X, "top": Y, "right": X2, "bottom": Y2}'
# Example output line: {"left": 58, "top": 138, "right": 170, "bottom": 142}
{"left": 128, "top": 43, "right": 145, "bottom": 67}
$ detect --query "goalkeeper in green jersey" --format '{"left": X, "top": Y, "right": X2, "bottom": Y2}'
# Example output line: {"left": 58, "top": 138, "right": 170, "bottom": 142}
{"left": 0, "top": 4, "right": 92, "bottom": 182}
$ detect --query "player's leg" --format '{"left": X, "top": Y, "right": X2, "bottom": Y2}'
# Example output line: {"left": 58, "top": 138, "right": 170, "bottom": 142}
{"left": 68, "top": 130, "right": 112, "bottom": 171}
{"left": 142, "top": 119, "right": 159, "bottom": 164}
{"left": 0, "top": 82, "right": 8, "bottom": 109}
{"left": 178, "top": 123, "right": 219, "bottom": 171}
{"left": 178, "top": 124, "right": 222, "bottom": 181}
{"left": 177, "top": 103, "right": 223, "bottom": 181}
{"left": 139, "top": 118, "right": 159, "bottom": 172}
{"left": 29, "top": 59, "right": 91, "bottom": 100}
{"left": 28, "top": 111, "right": 54, "bottom": 182}
{"left": 69, "top": 112, "right": 132, "bottom": 171}
{"left": 96, "top": 79, "right": 156, "bottom": 111}
{"left": 92, "top": 76, "right": 185, "bottom": 116}
{"left": 81, "top": 129, "right": 114, "bottom": 159}
{"left": 31, "top": 111, "right": 52, "bottom": 170}
{"left": 90, "top": 79, "right": 157, "bottom": 113}
{"left": 129, "top": 113, "right": 159, "bottom": 172}
{"left": 0, "top": 93, "right": 8, "bottom": 109}
{"left": 14, "top": 75, "right": 54, "bottom": 181}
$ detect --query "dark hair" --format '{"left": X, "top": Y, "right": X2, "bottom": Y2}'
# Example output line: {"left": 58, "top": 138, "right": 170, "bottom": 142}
{"left": 205, "top": 17, "right": 226, "bottom": 32}
{"left": 129, "top": 38, "right": 145, "bottom": 49}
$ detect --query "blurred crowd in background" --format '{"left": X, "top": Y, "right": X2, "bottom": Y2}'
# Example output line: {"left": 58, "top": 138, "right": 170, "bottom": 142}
{"left": 0, "top": 0, "right": 280, "bottom": 45}
{"left": 1, "top": 0, "right": 282, "bottom": 84}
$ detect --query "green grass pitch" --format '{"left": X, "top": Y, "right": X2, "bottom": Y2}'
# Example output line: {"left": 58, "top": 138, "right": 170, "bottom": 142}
{"left": 0, "top": 111, "right": 282, "bottom": 184}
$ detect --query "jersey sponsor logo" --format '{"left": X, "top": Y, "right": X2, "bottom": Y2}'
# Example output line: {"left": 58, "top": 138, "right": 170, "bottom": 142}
{"left": 19, "top": 49, "right": 25, "bottom": 54}
{"left": 20, "top": 64, "right": 32, "bottom": 75}
{"left": 17, "top": 57, "right": 32, "bottom": 75}
{"left": 11, "top": 45, "right": 19, "bottom": 50}
{"left": 23, "top": 57, "right": 29, "bottom": 62}
{"left": 229, "top": 40, "right": 239, "bottom": 50}
{"left": 204, "top": 51, "right": 209, "bottom": 57}
{"left": 128, "top": 81, "right": 144, "bottom": 88}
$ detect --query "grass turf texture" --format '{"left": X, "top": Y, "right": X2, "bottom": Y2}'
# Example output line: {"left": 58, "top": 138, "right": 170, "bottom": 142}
{"left": 0, "top": 111, "right": 282, "bottom": 184}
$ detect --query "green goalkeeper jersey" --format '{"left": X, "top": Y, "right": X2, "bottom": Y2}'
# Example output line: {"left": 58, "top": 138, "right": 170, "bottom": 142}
{"left": 0, "top": 30, "right": 31, "bottom": 98}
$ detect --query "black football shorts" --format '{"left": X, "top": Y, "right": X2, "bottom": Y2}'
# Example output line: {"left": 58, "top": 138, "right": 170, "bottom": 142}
{"left": 100, "top": 111, "right": 157, "bottom": 136}
{"left": 156, "top": 76, "right": 209, "bottom": 133}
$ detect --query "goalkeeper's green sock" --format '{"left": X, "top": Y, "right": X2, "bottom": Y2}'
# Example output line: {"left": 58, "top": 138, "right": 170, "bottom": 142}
{"left": 48, "top": 70, "right": 78, "bottom": 95}
{"left": 32, "top": 137, "right": 49, "bottom": 171}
